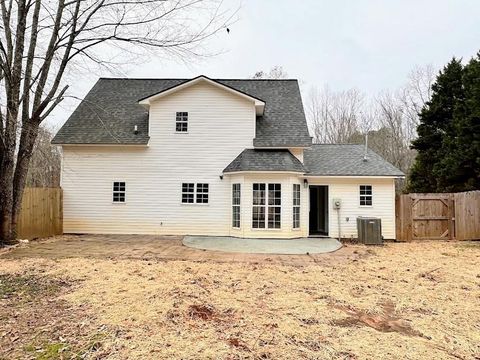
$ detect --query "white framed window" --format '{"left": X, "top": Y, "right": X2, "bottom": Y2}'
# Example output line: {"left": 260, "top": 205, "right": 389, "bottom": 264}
{"left": 252, "top": 183, "right": 281, "bottom": 229}
{"left": 181, "top": 183, "right": 194, "bottom": 203}
{"left": 232, "top": 184, "right": 241, "bottom": 228}
{"left": 360, "top": 185, "right": 373, "bottom": 206}
{"left": 252, "top": 183, "right": 266, "bottom": 228}
{"left": 196, "top": 183, "right": 209, "bottom": 204}
{"left": 293, "top": 184, "right": 300, "bottom": 229}
{"left": 176, "top": 112, "right": 188, "bottom": 132}
{"left": 182, "top": 183, "right": 209, "bottom": 204}
{"left": 113, "top": 181, "right": 126, "bottom": 203}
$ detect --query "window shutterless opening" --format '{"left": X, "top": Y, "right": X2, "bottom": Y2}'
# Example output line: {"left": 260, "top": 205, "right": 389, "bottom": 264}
{"left": 293, "top": 184, "right": 300, "bottom": 229}
{"left": 252, "top": 183, "right": 281, "bottom": 229}
{"left": 181, "top": 183, "right": 194, "bottom": 203}
{"left": 176, "top": 112, "right": 188, "bottom": 132}
{"left": 113, "top": 181, "right": 126, "bottom": 203}
{"left": 232, "top": 184, "right": 241, "bottom": 228}
{"left": 182, "top": 183, "right": 209, "bottom": 204}
{"left": 360, "top": 185, "right": 373, "bottom": 206}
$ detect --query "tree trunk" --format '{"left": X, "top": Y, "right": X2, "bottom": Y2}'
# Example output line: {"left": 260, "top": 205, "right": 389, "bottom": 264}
{"left": 0, "top": 138, "right": 16, "bottom": 244}
{"left": 11, "top": 121, "right": 40, "bottom": 237}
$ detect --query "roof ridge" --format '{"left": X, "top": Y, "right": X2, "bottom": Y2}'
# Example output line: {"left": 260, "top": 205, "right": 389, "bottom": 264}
{"left": 98, "top": 77, "right": 298, "bottom": 81}
{"left": 311, "top": 143, "right": 364, "bottom": 146}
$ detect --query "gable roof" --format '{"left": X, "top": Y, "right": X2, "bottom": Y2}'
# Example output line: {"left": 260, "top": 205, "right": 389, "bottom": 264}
{"left": 223, "top": 149, "right": 306, "bottom": 173}
{"left": 52, "top": 77, "right": 312, "bottom": 147}
{"left": 138, "top": 76, "right": 266, "bottom": 115}
{"left": 304, "top": 144, "right": 405, "bottom": 177}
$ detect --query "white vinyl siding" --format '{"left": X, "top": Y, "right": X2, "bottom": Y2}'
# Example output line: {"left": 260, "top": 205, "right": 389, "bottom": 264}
{"left": 61, "top": 80, "right": 255, "bottom": 235}
{"left": 60, "top": 80, "right": 397, "bottom": 240}
{"left": 306, "top": 177, "right": 396, "bottom": 239}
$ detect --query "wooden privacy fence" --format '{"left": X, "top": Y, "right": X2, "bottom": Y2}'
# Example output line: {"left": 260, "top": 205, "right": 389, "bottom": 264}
{"left": 455, "top": 191, "right": 480, "bottom": 240}
{"left": 16, "top": 187, "right": 63, "bottom": 239}
{"left": 396, "top": 191, "right": 480, "bottom": 241}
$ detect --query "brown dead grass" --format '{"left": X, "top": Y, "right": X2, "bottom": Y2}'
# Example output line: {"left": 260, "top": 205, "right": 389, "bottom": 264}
{"left": 0, "top": 241, "right": 479, "bottom": 359}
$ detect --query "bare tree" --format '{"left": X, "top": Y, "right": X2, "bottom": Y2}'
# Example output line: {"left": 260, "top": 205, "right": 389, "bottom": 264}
{"left": 373, "top": 65, "right": 435, "bottom": 175}
{"left": 374, "top": 91, "right": 415, "bottom": 172}
{"left": 307, "top": 65, "right": 435, "bottom": 179}
{"left": 252, "top": 65, "right": 288, "bottom": 79}
{"left": 0, "top": 0, "right": 236, "bottom": 243}
{"left": 26, "top": 125, "right": 61, "bottom": 187}
{"left": 398, "top": 64, "right": 436, "bottom": 142}
{"left": 307, "top": 85, "right": 363, "bottom": 143}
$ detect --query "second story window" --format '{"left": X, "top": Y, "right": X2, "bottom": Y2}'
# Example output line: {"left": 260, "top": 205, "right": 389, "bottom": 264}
{"left": 176, "top": 112, "right": 188, "bottom": 132}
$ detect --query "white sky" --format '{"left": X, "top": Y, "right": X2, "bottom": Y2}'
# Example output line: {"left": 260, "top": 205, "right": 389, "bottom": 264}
{"left": 48, "top": 0, "right": 480, "bottom": 129}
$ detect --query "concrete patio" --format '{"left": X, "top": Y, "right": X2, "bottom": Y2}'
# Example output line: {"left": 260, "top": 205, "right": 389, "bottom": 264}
{"left": 1, "top": 234, "right": 359, "bottom": 265}
{"left": 183, "top": 236, "right": 342, "bottom": 254}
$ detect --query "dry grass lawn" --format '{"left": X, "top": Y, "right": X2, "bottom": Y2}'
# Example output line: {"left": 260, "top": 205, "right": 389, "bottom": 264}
{"left": 1, "top": 240, "right": 479, "bottom": 359}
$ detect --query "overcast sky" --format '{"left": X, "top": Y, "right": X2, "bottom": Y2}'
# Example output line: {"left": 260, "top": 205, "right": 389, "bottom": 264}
{"left": 48, "top": 0, "right": 480, "bottom": 129}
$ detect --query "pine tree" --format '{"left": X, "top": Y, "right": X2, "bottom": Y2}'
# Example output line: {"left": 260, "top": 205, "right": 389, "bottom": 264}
{"left": 407, "top": 58, "right": 465, "bottom": 193}
{"left": 435, "top": 54, "right": 480, "bottom": 191}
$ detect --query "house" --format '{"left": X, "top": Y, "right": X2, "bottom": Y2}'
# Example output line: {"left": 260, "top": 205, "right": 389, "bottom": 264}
{"left": 52, "top": 76, "right": 404, "bottom": 239}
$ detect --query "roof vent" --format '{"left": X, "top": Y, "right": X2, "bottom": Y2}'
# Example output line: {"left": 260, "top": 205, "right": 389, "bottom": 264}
{"left": 363, "top": 133, "right": 368, "bottom": 162}
{"left": 134, "top": 125, "right": 138, "bottom": 135}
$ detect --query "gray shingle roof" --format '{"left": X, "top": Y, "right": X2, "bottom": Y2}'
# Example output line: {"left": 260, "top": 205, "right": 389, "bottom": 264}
{"left": 223, "top": 149, "right": 306, "bottom": 173}
{"left": 52, "top": 77, "right": 312, "bottom": 147}
{"left": 304, "top": 144, "right": 405, "bottom": 176}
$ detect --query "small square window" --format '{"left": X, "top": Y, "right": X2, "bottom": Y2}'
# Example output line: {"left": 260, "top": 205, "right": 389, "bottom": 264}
{"left": 359, "top": 185, "right": 372, "bottom": 206}
{"left": 113, "top": 181, "right": 126, "bottom": 203}
{"left": 176, "top": 112, "right": 188, "bottom": 132}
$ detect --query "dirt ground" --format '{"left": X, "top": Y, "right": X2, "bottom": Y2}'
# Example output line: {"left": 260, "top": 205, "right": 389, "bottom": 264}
{"left": 0, "top": 237, "right": 479, "bottom": 359}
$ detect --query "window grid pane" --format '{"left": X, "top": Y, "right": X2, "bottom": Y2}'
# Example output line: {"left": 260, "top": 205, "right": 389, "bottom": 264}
{"left": 293, "top": 207, "right": 300, "bottom": 228}
{"left": 196, "top": 183, "right": 209, "bottom": 204}
{"left": 232, "top": 206, "right": 240, "bottom": 228}
{"left": 232, "top": 184, "right": 241, "bottom": 228}
{"left": 253, "top": 183, "right": 266, "bottom": 206}
{"left": 182, "top": 183, "right": 195, "bottom": 203}
{"left": 232, "top": 184, "right": 241, "bottom": 205}
{"left": 176, "top": 112, "right": 188, "bottom": 132}
{"left": 113, "top": 182, "right": 126, "bottom": 203}
{"left": 359, "top": 185, "right": 372, "bottom": 206}
{"left": 268, "top": 206, "right": 281, "bottom": 229}
{"left": 252, "top": 206, "right": 265, "bottom": 228}
{"left": 252, "top": 183, "right": 281, "bottom": 229}
{"left": 293, "top": 184, "right": 300, "bottom": 228}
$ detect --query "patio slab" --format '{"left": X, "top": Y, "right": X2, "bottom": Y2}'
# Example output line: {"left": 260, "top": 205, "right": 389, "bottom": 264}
{"left": 183, "top": 236, "right": 342, "bottom": 254}
{"left": 1, "top": 234, "right": 359, "bottom": 265}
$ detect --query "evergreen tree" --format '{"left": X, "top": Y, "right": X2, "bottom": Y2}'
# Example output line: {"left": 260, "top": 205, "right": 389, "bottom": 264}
{"left": 407, "top": 58, "right": 465, "bottom": 192}
{"left": 436, "top": 54, "right": 480, "bottom": 191}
